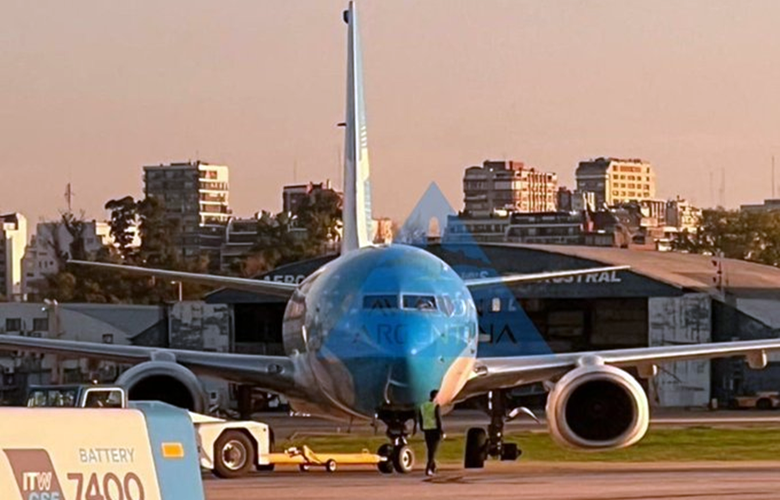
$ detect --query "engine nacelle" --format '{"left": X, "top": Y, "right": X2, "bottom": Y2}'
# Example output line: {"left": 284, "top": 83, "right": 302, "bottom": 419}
{"left": 546, "top": 363, "right": 649, "bottom": 450}
{"left": 116, "top": 361, "right": 208, "bottom": 414}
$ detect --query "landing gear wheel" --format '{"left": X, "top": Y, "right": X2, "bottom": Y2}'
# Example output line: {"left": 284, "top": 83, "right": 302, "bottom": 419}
{"left": 757, "top": 398, "right": 772, "bottom": 410}
{"left": 464, "top": 427, "right": 488, "bottom": 469}
{"left": 325, "top": 459, "right": 338, "bottom": 473}
{"left": 299, "top": 464, "right": 310, "bottom": 472}
{"left": 377, "top": 444, "right": 394, "bottom": 474}
{"left": 378, "top": 459, "right": 394, "bottom": 474}
{"left": 500, "top": 442, "right": 521, "bottom": 461}
{"left": 392, "top": 445, "right": 415, "bottom": 474}
{"left": 213, "top": 430, "right": 255, "bottom": 478}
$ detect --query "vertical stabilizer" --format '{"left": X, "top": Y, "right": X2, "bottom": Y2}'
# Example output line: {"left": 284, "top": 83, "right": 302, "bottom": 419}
{"left": 342, "top": 1, "right": 374, "bottom": 253}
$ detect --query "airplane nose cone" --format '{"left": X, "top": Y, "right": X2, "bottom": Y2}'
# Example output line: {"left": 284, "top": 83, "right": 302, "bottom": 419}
{"left": 384, "top": 330, "right": 463, "bottom": 408}
{"left": 321, "top": 304, "right": 475, "bottom": 414}
{"left": 383, "top": 355, "right": 447, "bottom": 409}
{"left": 404, "top": 350, "right": 449, "bottom": 404}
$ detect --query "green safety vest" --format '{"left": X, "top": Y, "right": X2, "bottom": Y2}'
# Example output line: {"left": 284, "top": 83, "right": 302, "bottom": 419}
{"left": 420, "top": 401, "right": 438, "bottom": 430}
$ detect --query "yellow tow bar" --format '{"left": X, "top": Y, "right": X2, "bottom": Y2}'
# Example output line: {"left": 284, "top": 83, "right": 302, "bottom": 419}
{"left": 266, "top": 445, "right": 386, "bottom": 473}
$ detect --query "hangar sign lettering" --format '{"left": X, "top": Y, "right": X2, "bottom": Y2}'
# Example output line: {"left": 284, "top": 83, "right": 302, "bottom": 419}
{"left": 263, "top": 275, "right": 306, "bottom": 284}
{"left": 549, "top": 270, "right": 622, "bottom": 284}
{"left": 458, "top": 270, "right": 623, "bottom": 285}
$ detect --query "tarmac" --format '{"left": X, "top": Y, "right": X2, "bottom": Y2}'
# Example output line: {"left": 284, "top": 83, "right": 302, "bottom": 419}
{"left": 257, "top": 409, "right": 780, "bottom": 439}
{"left": 204, "top": 462, "right": 780, "bottom": 500}
{"left": 204, "top": 410, "right": 780, "bottom": 499}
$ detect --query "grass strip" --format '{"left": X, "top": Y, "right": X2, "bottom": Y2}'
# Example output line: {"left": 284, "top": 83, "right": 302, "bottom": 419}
{"left": 278, "top": 427, "right": 780, "bottom": 463}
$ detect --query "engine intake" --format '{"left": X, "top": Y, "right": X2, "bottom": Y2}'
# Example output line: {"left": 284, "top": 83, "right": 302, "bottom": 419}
{"left": 546, "top": 363, "right": 649, "bottom": 450}
{"left": 116, "top": 361, "right": 208, "bottom": 414}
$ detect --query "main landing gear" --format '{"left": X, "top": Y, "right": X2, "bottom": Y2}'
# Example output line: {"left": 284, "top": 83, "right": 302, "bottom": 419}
{"left": 376, "top": 409, "right": 416, "bottom": 474}
{"left": 465, "top": 391, "right": 536, "bottom": 469}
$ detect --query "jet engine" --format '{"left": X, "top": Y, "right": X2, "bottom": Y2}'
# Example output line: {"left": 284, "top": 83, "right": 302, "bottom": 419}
{"left": 116, "top": 361, "right": 208, "bottom": 414}
{"left": 546, "top": 362, "right": 649, "bottom": 450}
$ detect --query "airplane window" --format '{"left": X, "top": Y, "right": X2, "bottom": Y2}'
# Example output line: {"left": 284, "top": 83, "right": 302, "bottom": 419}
{"left": 363, "top": 295, "right": 399, "bottom": 310}
{"left": 402, "top": 295, "right": 437, "bottom": 311}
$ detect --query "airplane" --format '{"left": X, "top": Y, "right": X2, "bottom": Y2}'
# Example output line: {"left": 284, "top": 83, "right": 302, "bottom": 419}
{"left": 4, "top": 1, "right": 780, "bottom": 475}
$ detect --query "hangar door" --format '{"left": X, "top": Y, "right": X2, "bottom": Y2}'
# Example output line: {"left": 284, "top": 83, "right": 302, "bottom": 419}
{"left": 648, "top": 294, "right": 711, "bottom": 408}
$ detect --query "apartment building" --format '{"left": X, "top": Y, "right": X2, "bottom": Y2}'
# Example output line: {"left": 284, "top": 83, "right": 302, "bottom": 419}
{"left": 143, "top": 161, "right": 231, "bottom": 262}
{"left": 22, "top": 220, "right": 114, "bottom": 297}
{"left": 0, "top": 213, "right": 27, "bottom": 301}
{"left": 575, "top": 158, "right": 656, "bottom": 208}
{"left": 463, "top": 160, "right": 558, "bottom": 216}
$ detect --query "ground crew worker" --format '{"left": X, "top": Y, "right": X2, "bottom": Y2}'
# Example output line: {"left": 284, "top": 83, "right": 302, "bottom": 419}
{"left": 419, "top": 389, "right": 444, "bottom": 476}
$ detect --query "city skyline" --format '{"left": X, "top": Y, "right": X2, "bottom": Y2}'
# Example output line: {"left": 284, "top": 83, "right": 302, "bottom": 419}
{"left": 3, "top": 0, "right": 780, "bottom": 225}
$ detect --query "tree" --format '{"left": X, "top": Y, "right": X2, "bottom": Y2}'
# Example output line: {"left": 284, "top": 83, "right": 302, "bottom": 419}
{"left": 674, "top": 209, "right": 780, "bottom": 267}
{"left": 104, "top": 196, "right": 138, "bottom": 261}
{"left": 239, "top": 189, "right": 342, "bottom": 274}
{"left": 35, "top": 211, "right": 115, "bottom": 303}
{"left": 37, "top": 198, "right": 209, "bottom": 304}
{"left": 137, "top": 196, "right": 181, "bottom": 268}
{"left": 296, "top": 188, "right": 343, "bottom": 248}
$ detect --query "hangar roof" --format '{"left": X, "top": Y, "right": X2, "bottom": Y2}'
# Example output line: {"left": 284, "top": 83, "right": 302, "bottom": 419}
{"left": 485, "top": 244, "right": 780, "bottom": 328}
{"left": 486, "top": 244, "right": 780, "bottom": 294}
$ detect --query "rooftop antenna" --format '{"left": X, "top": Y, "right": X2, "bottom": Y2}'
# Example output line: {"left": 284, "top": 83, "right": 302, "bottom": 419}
{"left": 293, "top": 159, "right": 298, "bottom": 183}
{"left": 64, "top": 183, "right": 75, "bottom": 213}
{"left": 773, "top": 155, "right": 776, "bottom": 199}
{"left": 709, "top": 170, "right": 714, "bottom": 208}
{"left": 719, "top": 168, "right": 726, "bottom": 208}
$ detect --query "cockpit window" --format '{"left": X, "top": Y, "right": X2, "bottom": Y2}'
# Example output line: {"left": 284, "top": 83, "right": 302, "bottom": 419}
{"left": 402, "top": 295, "right": 437, "bottom": 311}
{"left": 363, "top": 295, "right": 399, "bottom": 310}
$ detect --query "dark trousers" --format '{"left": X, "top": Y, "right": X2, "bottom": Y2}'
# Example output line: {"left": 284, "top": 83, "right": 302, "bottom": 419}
{"left": 424, "top": 429, "right": 441, "bottom": 472}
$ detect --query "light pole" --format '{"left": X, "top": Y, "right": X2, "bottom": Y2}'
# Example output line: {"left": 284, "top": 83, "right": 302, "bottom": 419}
{"left": 43, "top": 299, "right": 62, "bottom": 384}
{"left": 171, "top": 281, "right": 183, "bottom": 302}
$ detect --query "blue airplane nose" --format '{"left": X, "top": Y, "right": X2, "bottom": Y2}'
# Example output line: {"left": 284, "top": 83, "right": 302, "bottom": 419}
{"left": 382, "top": 320, "right": 468, "bottom": 408}
{"left": 402, "top": 348, "right": 451, "bottom": 404}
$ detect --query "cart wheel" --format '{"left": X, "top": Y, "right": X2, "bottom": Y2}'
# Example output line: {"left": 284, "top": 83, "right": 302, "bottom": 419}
{"left": 325, "top": 459, "right": 337, "bottom": 473}
{"left": 299, "top": 464, "right": 310, "bottom": 472}
{"left": 213, "top": 430, "right": 255, "bottom": 479}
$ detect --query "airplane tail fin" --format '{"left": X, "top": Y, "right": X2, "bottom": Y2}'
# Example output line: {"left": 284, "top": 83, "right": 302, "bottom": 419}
{"left": 341, "top": 1, "right": 374, "bottom": 254}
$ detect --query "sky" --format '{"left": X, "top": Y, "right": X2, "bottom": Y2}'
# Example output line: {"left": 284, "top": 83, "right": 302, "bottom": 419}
{"left": 3, "top": 0, "right": 780, "bottom": 229}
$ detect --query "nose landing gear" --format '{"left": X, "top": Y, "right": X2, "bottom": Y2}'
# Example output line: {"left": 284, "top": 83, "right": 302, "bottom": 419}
{"left": 376, "top": 409, "right": 416, "bottom": 474}
{"left": 377, "top": 440, "right": 414, "bottom": 474}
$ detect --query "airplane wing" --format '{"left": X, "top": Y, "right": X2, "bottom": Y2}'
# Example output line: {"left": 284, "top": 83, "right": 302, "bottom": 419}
{"left": 463, "top": 265, "right": 631, "bottom": 289}
{"left": 459, "top": 338, "right": 780, "bottom": 400}
{"left": 69, "top": 260, "right": 298, "bottom": 298}
{"left": 0, "top": 335, "right": 298, "bottom": 396}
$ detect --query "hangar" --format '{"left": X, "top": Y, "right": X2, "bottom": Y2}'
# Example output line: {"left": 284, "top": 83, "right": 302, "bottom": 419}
{"left": 206, "top": 243, "right": 780, "bottom": 409}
